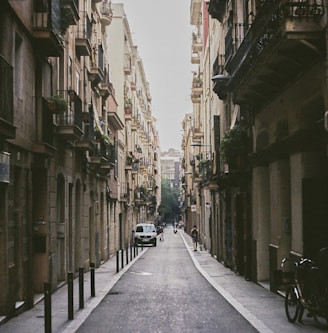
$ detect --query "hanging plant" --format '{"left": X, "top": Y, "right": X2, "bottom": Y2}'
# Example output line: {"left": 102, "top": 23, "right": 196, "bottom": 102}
{"left": 220, "top": 124, "right": 246, "bottom": 162}
{"left": 47, "top": 95, "right": 68, "bottom": 113}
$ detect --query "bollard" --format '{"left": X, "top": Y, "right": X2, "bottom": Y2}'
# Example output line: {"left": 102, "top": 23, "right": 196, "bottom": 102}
{"left": 90, "top": 263, "right": 95, "bottom": 297}
{"left": 68, "top": 272, "right": 74, "bottom": 320}
{"left": 126, "top": 246, "right": 129, "bottom": 265}
{"left": 79, "top": 267, "right": 84, "bottom": 309}
{"left": 130, "top": 244, "right": 133, "bottom": 261}
{"left": 121, "top": 248, "right": 124, "bottom": 269}
{"left": 44, "top": 282, "right": 51, "bottom": 333}
{"left": 141, "top": 242, "right": 143, "bottom": 251}
{"left": 116, "top": 250, "right": 119, "bottom": 273}
{"left": 133, "top": 243, "right": 136, "bottom": 258}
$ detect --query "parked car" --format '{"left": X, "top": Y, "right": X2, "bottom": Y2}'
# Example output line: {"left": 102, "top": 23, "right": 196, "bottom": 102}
{"left": 134, "top": 223, "right": 157, "bottom": 246}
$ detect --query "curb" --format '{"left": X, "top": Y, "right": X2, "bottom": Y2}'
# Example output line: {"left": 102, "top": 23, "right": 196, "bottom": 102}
{"left": 62, "top": 248, "right": 149, "bottom": 333}
{"left": 179, "top": 231, "right": 274, "bottom": 333}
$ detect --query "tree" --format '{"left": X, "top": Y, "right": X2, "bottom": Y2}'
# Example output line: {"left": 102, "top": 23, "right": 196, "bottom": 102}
{"left": 158, "top": 179, "right": 180, "bottom": 223}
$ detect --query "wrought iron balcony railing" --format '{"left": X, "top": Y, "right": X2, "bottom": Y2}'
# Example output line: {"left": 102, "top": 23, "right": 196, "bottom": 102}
{"left": 221, "top": 0, "right": 325, "bottom": 106}
{"left": 75, "top": 11, "right": 92, "bottom": 56}
{"left": 33, "top": 0, "right": 64, "bottom": 56}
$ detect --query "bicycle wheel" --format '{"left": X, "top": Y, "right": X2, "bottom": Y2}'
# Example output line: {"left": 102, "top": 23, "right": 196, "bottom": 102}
{"left": 285, "top": 286, "right": 300, "bottom": 323}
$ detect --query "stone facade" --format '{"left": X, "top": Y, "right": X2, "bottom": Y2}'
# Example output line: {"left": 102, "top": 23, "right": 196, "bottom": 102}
{"left": 183, "top": 0, "right": 328, "bottom": 291}
{"left": 0, "top": 0, "right": 159, "bottom": 317}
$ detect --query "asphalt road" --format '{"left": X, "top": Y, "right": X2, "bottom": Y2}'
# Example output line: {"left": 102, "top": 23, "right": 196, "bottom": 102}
{"left": 76, "top": 227, "right": 258, "bottom": 333}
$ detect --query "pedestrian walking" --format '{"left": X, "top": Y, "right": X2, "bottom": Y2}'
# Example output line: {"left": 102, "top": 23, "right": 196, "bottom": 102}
{"left": 159, "top": 226, "right": 164, "bottom": 241}
{"left": 190, "top": 225, "right": 199, "bottom": 251}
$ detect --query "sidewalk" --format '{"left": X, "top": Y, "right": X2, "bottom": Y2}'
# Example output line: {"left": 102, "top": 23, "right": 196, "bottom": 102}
{"left": 0, "top": 230, "right": 324, "bottom": 333}
{"left": 179, "top": 230, "right": 323, "bottom": 333}
{"left": 0, "top": 247, "right": 149, "bottom": 333}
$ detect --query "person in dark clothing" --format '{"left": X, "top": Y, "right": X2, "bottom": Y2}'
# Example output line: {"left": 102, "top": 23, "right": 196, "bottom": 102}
{"left": 190, "top": 225, "right": 199, "bottom": 251}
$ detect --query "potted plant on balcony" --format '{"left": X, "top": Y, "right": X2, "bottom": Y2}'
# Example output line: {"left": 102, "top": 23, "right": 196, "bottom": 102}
{"left": 102, "top": 132, "right": 113, "bottom": 147}
{"left": 124, "top": 96, "right": 132, "bottom": 114}
{"left": 220, "top": 124, "right": 247, "bottom": 168}
{"left": 47, "top": 95, "right": 68, "bottom": 114}
{"left": 192, "top": 75, "right": 202, "bottom": 88}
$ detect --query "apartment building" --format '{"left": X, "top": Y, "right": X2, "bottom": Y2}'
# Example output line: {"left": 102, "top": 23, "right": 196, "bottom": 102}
{"left": 0, "top": 0, "right": 159, "bottom": 318}
{"left": 107, "top": 3, "right": 161, "bottom": 230}
{"left": 160, "top": 148, "right": 182, "bottom": 189}
{"left": 183, "top": 0, "right": 328, "bottom": 291}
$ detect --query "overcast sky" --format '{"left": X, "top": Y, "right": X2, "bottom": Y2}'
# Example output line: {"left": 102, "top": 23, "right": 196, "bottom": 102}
{"left": 118, "top": 0, "right": 194, "bottom": 152}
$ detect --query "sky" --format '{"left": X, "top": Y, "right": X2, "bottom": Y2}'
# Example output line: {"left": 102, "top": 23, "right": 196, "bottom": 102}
{"left": 119, "top": 0, "right": 194, "bottom": 152}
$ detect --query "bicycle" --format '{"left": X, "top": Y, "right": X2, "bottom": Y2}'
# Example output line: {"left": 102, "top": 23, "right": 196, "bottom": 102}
{"left": 283, "top": 255, "right": 328, "bottom": 328}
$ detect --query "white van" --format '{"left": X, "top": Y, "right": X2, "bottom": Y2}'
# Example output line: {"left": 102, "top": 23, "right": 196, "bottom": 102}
{"left": 134, "top": 223, "right": 157, "bottom": 246}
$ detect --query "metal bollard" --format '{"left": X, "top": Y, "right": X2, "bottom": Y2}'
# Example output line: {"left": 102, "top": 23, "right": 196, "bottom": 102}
{"left": 68, "top": 272, "right": 74, "bottom": 320}
{"left": 121, "top": 248, "right": 124, "bottom": 269}
{"left": 79, "top": 267, "right": 84, "bottom": 309}
{"left": 130, "top": 244, "right": 133, "bottom": 261}
{"left": 44, "top": 282, "right": 52, "bottom": 333}
{"left": 133, "top": 243, "right": 136, "bottom": 258}
{"left": 116, "top": 250, "right": 119, "bottom": 273}
{"left": 90, "top": 263, "right": 95, "bottom": 297}
{"left": 126, "top": 246, "right": 129, "bottom": 265}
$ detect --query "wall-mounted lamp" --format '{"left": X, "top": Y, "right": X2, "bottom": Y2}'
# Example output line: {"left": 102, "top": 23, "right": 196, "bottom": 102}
{"left": 190, "top": 142, "right": 212, "bottom": 159}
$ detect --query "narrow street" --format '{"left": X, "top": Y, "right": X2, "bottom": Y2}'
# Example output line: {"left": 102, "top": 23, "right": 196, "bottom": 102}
{"left": 76, "top": 227, "right": 257, "bottom": 333}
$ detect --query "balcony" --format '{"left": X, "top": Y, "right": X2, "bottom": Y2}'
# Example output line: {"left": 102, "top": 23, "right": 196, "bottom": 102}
{"left": 32, "top": 97, "right": 56, "bottom": 156}
{"left": 207, "top": 0, "right": 227, "bottom": 23}
{"left": 56, "top": 93, "right": 83, "bottom": 140}
{"left": 120, "top": 182, "right": 130, "bottom": 201}
{"left": 192, "top": 33, "right": 202, "bottom": 52}
{"left": 134, "top": 186, "right": 147, "bottom": 204}
{"left": 75, "top": 120, "right": 95, "bottom": 151}
{"left": 192, "top": 128, "right": 203, "bottom": 141}
{"left": 191, "top": 94, "right": 201, "bottom": 104}
{"left": 32, "top": 0, "right": 64, "bottom": 57}
{"left": 99, "top": 69, "right": 112, "bottom": 99}
{"left": 88, "top": 140, "right": 111, "bottom": 172}
{"left": 75, "top": 12, "right": 92, "bottom": 57}
{"left": 108, "top": 110, "right": 124, "bottom": 131}
{"left": 125, "top": 153, "right": 133, "bottom": 170}
{"left": 0, "top": 55, "right": 15, "bottom": 139}
{"left": 89, "top": 44, "right": 104, "bottom": 86}
{"left": 190, "top": 0, "right": 202, "bottom": 25}
{"left": 191, "top": 52, "right": 200, "bottom": 64}
{"left": 131, "top": 117, "right": 138, "bottom": 131}
{"left": 124, "top": 54, "right": 131, "bottom": 75}
{"left": 223, "top": 0, "right": 325, "bottom": 108}
{"left": 192, "top": 80, "right": 202, "bottom": 96}
{"left": 60, "top": 0, "right": 79, "bottom": 29}
{"left": 100, "top": 0, "right": 113, "bottom": 27}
